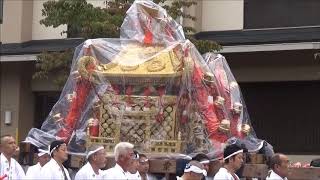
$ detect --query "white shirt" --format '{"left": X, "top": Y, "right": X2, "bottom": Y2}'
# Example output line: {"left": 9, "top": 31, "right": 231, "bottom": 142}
{"left": 266, "top": 170, "right": 288, "bottom": 180}
{"left": 103, "top": 163, "right": 128, "bottom": 179}
{"left": 146, "top": 174, "right": 160, "bottom": 180}
{"left": 40, "top": 158, "right": 71, "bottom": 180}
{"left": 127, "top": 171, "right": 141, "bottom": 180}
{"left": 75, "top": 162, "right": 104, "bottom": 180}
{"left": 139, "top": 173, "right": 161, "bottom": 180}
{"left": 0, "top": 153, "right": 25, "bottom": 180}
{"left": 213, "top": 167, "right": 239, "bottom": 180}
{"left": 26, "top": 163, "right": 42, "bottom": 179}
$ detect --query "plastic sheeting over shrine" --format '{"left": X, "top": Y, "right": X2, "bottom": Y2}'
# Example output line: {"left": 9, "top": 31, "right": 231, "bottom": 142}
{"left": 26, "top": 0, "right": 270, "bottom": 158}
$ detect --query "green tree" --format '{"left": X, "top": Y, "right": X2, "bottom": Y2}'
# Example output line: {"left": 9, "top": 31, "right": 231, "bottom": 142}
{"left": 34, "top": 0, "right": 221, "bottom": 88}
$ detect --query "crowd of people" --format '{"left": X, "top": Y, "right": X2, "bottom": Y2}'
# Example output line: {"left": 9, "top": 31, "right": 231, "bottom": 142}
{"left": 0, "top": 134, "right": 316, "bottom": 180}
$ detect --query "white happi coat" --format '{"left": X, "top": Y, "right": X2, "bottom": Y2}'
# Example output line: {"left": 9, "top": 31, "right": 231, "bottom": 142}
{"left": 213, "top": 167, "right": 240, "bottom": 180}
{"left": 25, "top": 163, "right": 42, "bottom": 179}
{"left": 266, "top": 170, "right": 288, "bottom": 180}
{"left": 40, "top": 158, "right": 71, "bottom": 180}
{"left": 75, "top": 162, "right": 104, "bottom": 180}
{"left": 0, "top": 153, "right": 25, "bottom": 180}
{"left": 103, "top": 163, "right": 128, "bottom": 179}
{"left": 147, "top": 174, "right": 162, "bottom": 180}
{"left": 127, "top": 171, "right": 141, "bottom": 180}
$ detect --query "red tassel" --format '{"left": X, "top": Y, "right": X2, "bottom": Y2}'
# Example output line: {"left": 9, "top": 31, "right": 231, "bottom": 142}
{"left": 0, "top": 174, "right": 7, "bottom": 180}
{"left": 144, "top": 30, "right": 153, "bottom": 45}
{"left": 143, "top": 18, "right": 153, "bottom": 44}
{"left": 155, "top": 86, "right": 166, "bottom": 122}
{"left": 126, "top": 86, "right": 133, "bottom": 104}
{"left": 192, "top": 65, "right": 228, "bottom": 143}
{"left": 58, "top": 79, "right": 92, "bottom": 142}
{"left": 143, "top": 86, "right": 152, "bottom": 107}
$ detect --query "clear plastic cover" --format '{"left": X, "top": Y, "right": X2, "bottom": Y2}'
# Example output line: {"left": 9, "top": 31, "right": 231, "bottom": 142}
{"left": 26, "top": 0, "right": 269, "bottom": 159}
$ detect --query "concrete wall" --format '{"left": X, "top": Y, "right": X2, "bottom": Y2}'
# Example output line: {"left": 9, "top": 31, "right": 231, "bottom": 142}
{"left": 0, "top": 62, "right": 34, "bottom": 141}
{"left": 21, "top": 0, "right": 33, "bottom": 42}
{"left": 18, "top": 62, "right": 35, "bottom": 141}
{"left": 0, "top": 0, "right": 34, "bottom": 43}
{"left": 87, "top": 0, "right": 105, "bottom": 7}
{"left": 200, "top": 0, "right": 244, "bottom": 31}
{"left": 1, "top": 62, "right": 22, "bottom": 137}
{"left": 1, "top": 0, "right": 24, "bottom": 43}
{"left": 31, "top": 77, "right": 61, "bottom": 92}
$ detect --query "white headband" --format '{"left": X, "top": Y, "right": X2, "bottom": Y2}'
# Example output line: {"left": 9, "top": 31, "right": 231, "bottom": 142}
{"left": 133, "top": 153, "right": 139, "bottom": 160}
{"left": 140, "top": 158, "right": 149, "bottom": 163}
{"left": 86, "top": 146, "right": 104, "bottom": 159}
{"left": 49, "top": 142, "right": 67, "bottom": 156}
{"left": 200, "top": 160, "right": 210, "bottom": 164}
{"left": 224, "top": 149, "right": 243, "bottom": 161}
{"left": 38, "top": 149, "right": 50, "bottom": 157}
{"left": 184, "top": 164, "right": 207, "bottom": 176}
{"left": 49, "top": 146, "right": 57, "bottom": 156}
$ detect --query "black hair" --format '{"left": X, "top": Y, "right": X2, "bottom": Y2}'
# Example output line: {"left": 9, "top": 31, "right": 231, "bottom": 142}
{"left": 269, "top": 153, "right": 283, "bottom": 169}
{"left": 192, "top": 153, "right": 209, "bottom": 162}
{"left": 224, "top": 144, "right": 243, "bottom": 164}
{"left": 50, "top": 140, "right": 65, "bottom": 158}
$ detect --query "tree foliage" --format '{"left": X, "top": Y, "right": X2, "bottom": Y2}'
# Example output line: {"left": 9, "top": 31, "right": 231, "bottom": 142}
{"left": 34, "top": 0, "right": 221, "bottom": 88}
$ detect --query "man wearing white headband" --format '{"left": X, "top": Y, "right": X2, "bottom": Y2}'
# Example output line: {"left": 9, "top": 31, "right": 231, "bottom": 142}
{"left": 75, "top": 145, "right": 106, "bottom": 180}
{"left": 40, "top": 140, "right": 71, "bottom": 180}
{"left": 177, "top": 161, "right": 207, "bottom": 180}
{"left": 137, "top": 153, "right": 153, "bottom": 180}
{"left": 26, "top": 148, "right": 50, "bottom": 179}
{"left": 192, "top": 153, "right": 212, "bottom": 180}
{"left": 127, "top": 150, "right": 141, "bottom": 179}
{"left": 214, "top": 144, "right": 244, "bottom": 180}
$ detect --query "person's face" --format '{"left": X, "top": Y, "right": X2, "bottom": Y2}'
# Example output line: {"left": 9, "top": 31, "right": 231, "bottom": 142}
{"left": 38, "top": 154, "right": 51, "bottom": 167}
{"left": 120, "top": 148, "right": 134, "bottom": 169}
{"left": 275, "top": 155, "right": 289, "bottom": 178}
{"left": 54, "top": 144, "right": 68, "bottom": 162}
{"left": 14, "top": 146, "right": 20, "bottom": 157}
{"left": 230, "top": 153, "right": 244, "bottom": 171}
{"left": 138, "top": 157, "right": 149, "bottom": 174}
{"left": 0, "top": 136, "right": 17, "bottom": 157}
{"left": 93, "top": 149, "right": 107, "bottom": 169}
{"left": 185, "top": 172, "right": 203, "bottom": 180}
{"left": 128, "top": 159, "right": 139, "bottom": 174}
{"left": 202, "top": 163, "right": 209, "bottom": 172}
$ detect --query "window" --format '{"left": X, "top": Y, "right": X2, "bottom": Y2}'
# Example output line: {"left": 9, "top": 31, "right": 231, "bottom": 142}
{"left": 241, "top": 81, "right": 320, "bottom": 154}
{"left": 34, "top": 92, "right": 60, "bottom": 128}
{"left": 244, "top": 0, "right": 320, "bottom": 29}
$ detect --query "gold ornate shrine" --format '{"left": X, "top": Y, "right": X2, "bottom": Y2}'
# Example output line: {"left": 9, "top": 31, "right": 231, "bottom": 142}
{"left": 86, "top": 43, "right": 185, "bottom": 154}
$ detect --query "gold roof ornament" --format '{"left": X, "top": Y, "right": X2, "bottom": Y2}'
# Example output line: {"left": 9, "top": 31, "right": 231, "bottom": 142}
{"left": 77, "top": 43, "right": 184, "bottom": 85}
{"left": 96, "top": 44, "right": 183, "bottom": 77}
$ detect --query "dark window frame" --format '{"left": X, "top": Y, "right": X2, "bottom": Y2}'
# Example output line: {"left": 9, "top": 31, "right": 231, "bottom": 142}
{"left": 244, "top": 0, "right": 320, "bottom": 30}
{"left": 0, "top": 0, "right": 3, "bottom": 24}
